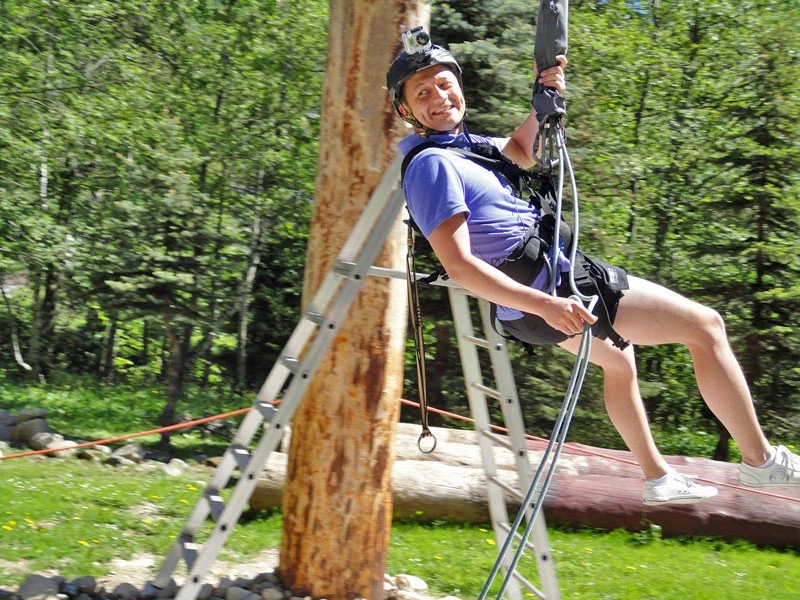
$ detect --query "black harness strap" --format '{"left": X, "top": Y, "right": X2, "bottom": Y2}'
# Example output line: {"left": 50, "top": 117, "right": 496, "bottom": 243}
{"left": 401, "top": 140, "right": 552, "bottom": 205}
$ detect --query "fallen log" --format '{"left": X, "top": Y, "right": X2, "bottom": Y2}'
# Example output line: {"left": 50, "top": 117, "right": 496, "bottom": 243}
{"left": 250, "top": 424, "right": 800, "bottom": 548}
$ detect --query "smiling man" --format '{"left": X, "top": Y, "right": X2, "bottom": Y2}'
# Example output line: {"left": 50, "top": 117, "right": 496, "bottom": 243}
{"left": 387, "top": 27, "right": 800, "bottom": 505}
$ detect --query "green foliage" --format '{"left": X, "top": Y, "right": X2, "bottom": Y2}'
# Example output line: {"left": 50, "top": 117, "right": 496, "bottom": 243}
{"left": 424, "top": 0, "right": 800, "bottom": 457}
{"left": 1, "top": 0, "right": 799, "bottom": 457}
{"left": 0, "top": 0, "right": 326, "bottom": 392}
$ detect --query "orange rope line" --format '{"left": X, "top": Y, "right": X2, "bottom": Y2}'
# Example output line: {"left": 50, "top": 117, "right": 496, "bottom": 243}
{"left": 0, "top": 407, "right": 251, "bottom": 461}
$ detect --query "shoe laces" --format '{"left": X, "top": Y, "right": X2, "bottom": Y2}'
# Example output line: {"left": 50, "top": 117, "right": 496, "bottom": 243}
{"left": 777, "top": 446, "right": 800, "bottom": 471}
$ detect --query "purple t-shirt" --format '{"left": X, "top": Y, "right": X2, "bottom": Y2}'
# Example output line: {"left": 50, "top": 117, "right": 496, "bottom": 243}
{"left": 400, "top": 131, "right": 568, "bottom": 321}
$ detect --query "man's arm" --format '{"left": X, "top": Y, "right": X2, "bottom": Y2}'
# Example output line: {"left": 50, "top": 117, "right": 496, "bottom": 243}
{"left": 500, "top": 55, "right": 568, "bottom": 169}
{"left": 427, "top": 212, "right": 595, "bottom": 337}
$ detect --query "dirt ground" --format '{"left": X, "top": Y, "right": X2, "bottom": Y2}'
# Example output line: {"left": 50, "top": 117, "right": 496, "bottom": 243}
{"left": 0, "top": 548, "right": 280, "bottom": 592}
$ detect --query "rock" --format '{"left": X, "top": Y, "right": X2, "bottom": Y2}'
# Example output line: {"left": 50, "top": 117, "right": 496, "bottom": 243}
{"left": 111, "top": 583, "right": 140, "bottom": 600}
{"left": 9, "top": 564, "right": 455, "bottom": 600}
{"left": 161, "top": 458, "right": 188, "bottom": 476}
{"left": 225, "top": 587, "right": 259, "bottom": 600}
{"left": 74, "top": 577, "right": 96, "bottom": 596}
{"left": 395, "top": 575, "right": 428, "bottom": 594}
{"left": 76, "top": 448, "right": 109, "bottom": 462}
{"left": 110, "top": 443, "right": 147, "bottom": 463}
{"left": 62, "top": 576, "right": 96, "bottom": 597}
{"left": 47, "top": 440, "right": 79, "bottom": 458}
{"left": 196, "top": 583, "right": 214, "bottom": 600}
{"left": 17, "top": 574, "right": 61, "bottom": 600}
{"left": 104, "top": 455, "right": 138, "bottom": 467}
{"left": 29, "top": 432, "right": 65, "bottom": 450}
{"left": 0, "top": 408, "right": 15, "bottom": 426}
{"left": 11, "top": 418, "right": 51, "bottom": 443}
{"left": 142, "top": 578, "right": 178, "bottom": 600}
{"left": 16, "top": 408, "right": 49, "bottom": 423}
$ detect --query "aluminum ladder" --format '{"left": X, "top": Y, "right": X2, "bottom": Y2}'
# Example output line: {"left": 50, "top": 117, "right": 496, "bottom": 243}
{"left": 153, "top": 153, "right": 560, "bottom": 599}
{"left": 153, "top": 153, "right": 407, "bottom": 599}
{"left": 449, "top": 289, "right": 560, "bottom": 599}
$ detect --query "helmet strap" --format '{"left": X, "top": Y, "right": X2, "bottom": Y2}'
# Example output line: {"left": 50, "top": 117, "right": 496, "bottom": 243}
{"left": 397, "top": 103, "right": 425, "bottom": 129}
{"left": 398, "top": 101, "right": 469, "bottom": 137}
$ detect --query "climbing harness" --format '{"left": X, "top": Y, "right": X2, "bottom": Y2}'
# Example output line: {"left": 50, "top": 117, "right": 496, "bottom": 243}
{"left": 479, "top": 111, "right": 596, "bottom": 600}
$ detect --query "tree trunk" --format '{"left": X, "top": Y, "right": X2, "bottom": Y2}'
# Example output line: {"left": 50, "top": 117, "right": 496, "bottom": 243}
{"left": 1, "top": 284, "right": 32, "bottom": 372}
{"left": 236, "top": 217, "right": 262, "bottom": 391}
{"left": 99, "top": 316, "right": 119, "bottom": 382}
{"left": 159, "top": 321, "right": 193, "bottom": 449}
{"left": 278, "top": 2, "right": 427, "bottom": 598}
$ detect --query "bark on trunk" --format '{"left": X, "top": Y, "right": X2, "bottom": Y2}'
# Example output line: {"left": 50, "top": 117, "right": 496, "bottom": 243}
{"left": 278, "top": 2, "right": 427, "bottom": 598}
{"left": 159, "top": 321, "right": 193, "bottom": 449}
{"left": 236, "top": 217, "right": 262, "bottom": 391}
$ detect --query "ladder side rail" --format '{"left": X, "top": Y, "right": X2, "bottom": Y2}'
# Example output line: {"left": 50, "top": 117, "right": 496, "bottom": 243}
{"left": 476, "top": 300, "right": 531, "bottom": 481}
{"left": 336, "top": 268, "right": 561, "bottom": 598}
{"left": 448, "top": 288, "right": 524, "bottom": 600}
{"left": 476, "top": 298, "right": 561, "bottom": 600}
{"left": 158, "top": 159, "right": 405, "bottom": 598}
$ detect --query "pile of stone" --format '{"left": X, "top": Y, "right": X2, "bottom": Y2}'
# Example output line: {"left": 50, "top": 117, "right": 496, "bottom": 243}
{"left": 0, "top": 408, "right": 83, "bottom": 457}
{"left": 0, "top": 409, "right": 189, "bottom": 473}
{"left": 3, "top": 572, "right": 460, "bottom": 600}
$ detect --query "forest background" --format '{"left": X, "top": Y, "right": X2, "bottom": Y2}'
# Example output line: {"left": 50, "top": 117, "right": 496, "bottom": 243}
{"left": 1, "top": 0, "right": 799, "bottom": 459}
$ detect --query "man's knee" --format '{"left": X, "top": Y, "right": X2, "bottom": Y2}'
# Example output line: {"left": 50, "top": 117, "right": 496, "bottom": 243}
{"left": 594, "top": 343, "right": 637, "bottom": 380}
{"left": 691, "top": 304, "right": 728, "bottom": 347}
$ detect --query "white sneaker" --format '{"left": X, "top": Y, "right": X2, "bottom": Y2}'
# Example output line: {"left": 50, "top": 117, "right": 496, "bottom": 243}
{"left": 642, "top": 471, "right": 719, "bottom": 505}
{"left": 739, "top": 445, "right": 800, "bottom": 488}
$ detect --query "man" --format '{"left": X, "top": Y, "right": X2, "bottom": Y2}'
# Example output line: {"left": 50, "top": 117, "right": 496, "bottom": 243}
{"left": 387, "top": 29, "right": 800, "bottom": 505}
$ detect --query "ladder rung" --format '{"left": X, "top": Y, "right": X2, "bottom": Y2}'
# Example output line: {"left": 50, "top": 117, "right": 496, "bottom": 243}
{"left": 256, "top": 402, "right": 277, "bottom": 421}
{"left": 489, "top": 474, "right": 524, "bottom": 501}
{"left": 305, "top": 311, "right": 326, "bottom": 326}
{"left": 492, "top": 522, "right": 545, "bottom": 597}
{"left": 497, "top": 521, "right": 539, "bottom": 553}
{"left": 480, "top": 429, "right": 514, "bottom": 451}
{"left": 462, "top": 333, "right": 491, "bottom": 349}
{"left": 205, "top": 491, "right": 225, "bottom": 521}
{"left": 510, "top": 571, "right": 543, "bottom": 599}
{"left": 279, "top": 356, "right": 301, "bottom": 373}
{"left": 229, "top": 445, "right": 251, "bottom": 470}
{"left": 471, "top": 381, "right": 503, "bottom": 401}
{"left": 333, "top": 260, "right": 360, "bottom": 279}
{"left": 181, "top": 540, "right": 198, "bottom": 571}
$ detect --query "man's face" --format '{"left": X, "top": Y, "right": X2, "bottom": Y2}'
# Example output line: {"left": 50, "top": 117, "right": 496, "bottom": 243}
{"left": 401, "top": 65, "right": 466, "bottom": 133}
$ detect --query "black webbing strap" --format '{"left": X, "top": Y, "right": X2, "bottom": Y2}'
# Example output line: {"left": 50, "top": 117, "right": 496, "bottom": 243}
{"left": 400, "top": 140, "right": 551, "bottom": 202}
{"left": 405, "top": 223, "right": 437, "bottom": 454}
{"left": 567, "top": 253, "right": 630, "bottom": 350}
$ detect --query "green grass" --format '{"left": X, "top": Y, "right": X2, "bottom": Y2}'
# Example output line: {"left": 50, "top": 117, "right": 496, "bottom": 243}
{"left": 389, "top": 520, "right": 800, "bottom": 599}
{"left": 0, "top": 376, "right": 243, "bottom": 459}
{"left": 1, "top": 378, "right": 800, "bottom": 597}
